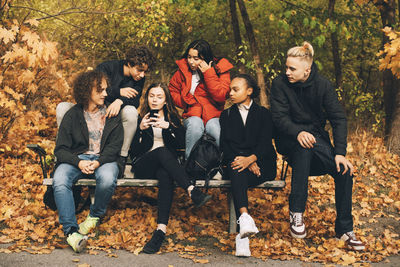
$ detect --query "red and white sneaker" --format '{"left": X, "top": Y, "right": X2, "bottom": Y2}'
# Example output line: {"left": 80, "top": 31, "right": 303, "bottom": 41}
{"left": 337, "top": 231, "right": 365, "bottom": 251}
{"left": 289, "top": 211, "right": 306, "bottom": 239}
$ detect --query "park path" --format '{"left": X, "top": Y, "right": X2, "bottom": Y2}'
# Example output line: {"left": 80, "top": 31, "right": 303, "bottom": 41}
{"left": 1, "top": 243, "right": 399, "bottom": 267}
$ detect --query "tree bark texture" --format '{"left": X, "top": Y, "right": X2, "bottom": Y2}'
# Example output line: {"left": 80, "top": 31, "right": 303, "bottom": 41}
{"left": 376, "top": 0, "right": 400, "bottom": 154}
{"left": 229, "top": 0, "right": 245, "bottom": 74}
{"left": 328, "top": 0, "right": 342, "bottom": 90}
{"left": 387, "top": 89, "right": 400, "bottom": 154}
{"left": 398, "top": 0, "right": 400, "bottom": 22}
{"left": 236, "top": 0, "right": 268, "bottom": 107}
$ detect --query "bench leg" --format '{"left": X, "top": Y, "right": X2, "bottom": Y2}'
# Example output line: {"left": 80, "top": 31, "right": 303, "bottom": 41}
{"left": 89, "top": 187, "right": 95, "bottom": 205}
{"left": 228, "top": 191, "right": 237, "bottom": 233}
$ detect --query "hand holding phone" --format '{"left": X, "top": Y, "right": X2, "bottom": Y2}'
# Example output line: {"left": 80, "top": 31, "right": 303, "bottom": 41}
{"left": 149, "top": 109, "right": 158, "bottom": 118}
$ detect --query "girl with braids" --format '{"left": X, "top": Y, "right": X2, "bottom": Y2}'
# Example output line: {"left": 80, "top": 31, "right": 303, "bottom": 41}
{"left": 169, "top": 39, "right": 233, "bottom": 159}
{"left": 220, "top": 74, "right": 277, "bottom": 257}
{"left": 129, "top": 83, "right": 211, "bottom": 254}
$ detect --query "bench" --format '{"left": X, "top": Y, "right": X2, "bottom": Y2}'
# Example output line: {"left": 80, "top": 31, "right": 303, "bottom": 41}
{"left": 27, "top": 144, "right": 288, "bottom": 233}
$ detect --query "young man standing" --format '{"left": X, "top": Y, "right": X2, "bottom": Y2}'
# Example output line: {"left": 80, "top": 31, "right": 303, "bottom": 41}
{"left": 53, "top": 71, "right": 123, "bottom": 252}
{"left": 57, "top": 46, "right": 155, "bottom": 176}
{"left": 270, "top": 42, "right": 365, "bottom": 251}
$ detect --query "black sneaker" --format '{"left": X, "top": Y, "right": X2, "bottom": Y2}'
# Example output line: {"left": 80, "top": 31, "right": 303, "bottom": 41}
{"left": 143, "top": 229, "right": 165, "bottom": 254}
{"left": 191, "top": 187, "right": 212, "bottom": 208}
{"left": 117, "top": 156, "right": 127, "bottom": 179}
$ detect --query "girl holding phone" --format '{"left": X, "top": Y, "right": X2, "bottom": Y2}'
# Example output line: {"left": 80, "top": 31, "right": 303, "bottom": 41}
{"left": 130, "top": 83, "right": 211, "bottom": 254}
{"left": 169, "top": 40, "right": 233, "bottom": 159}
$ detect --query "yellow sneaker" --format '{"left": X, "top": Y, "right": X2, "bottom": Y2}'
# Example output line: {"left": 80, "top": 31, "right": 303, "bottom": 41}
{"left": 66, "top": 232, "right": 88, "bottom": 253}
{"left": 79, "top": 215, "right": 99, "bottom": 235}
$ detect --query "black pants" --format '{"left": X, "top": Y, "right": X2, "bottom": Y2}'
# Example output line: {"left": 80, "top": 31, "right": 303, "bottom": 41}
{"left": 227, "top": 164, "right": 273, "bottom": 218}
{"left": 133, "top": 147, "right": 191, "bottom": 225}
{"left": 287, "top": 135, "right": 353, "bottom": 235}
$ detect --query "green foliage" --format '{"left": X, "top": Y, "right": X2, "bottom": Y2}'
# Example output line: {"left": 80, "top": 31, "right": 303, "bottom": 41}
{"left": 9, "top": 0, "right": 172, "bottom": 62}
{"left": 5, "top": 0, "right": 387, "bottom": 129}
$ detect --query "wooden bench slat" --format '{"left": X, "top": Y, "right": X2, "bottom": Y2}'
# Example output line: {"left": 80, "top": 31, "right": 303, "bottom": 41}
{"left": 43, "top": 178, "right": 285, "bottom": 188}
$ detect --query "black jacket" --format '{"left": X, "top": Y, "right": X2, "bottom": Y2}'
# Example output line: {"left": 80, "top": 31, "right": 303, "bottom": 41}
{"left": 129, "top": 111, "right": 185, "bottom": 162}
{"left": 220, "top": 103, "right": 277, "bottom": 179}
{"left": 54, "top": 104, "right": 123, "bottom": 167}
{"left": 96, "top": 60, "right": 145, "bottom": 108}
{"left": 270, "top": 64, "right": 347, "bottom": 156}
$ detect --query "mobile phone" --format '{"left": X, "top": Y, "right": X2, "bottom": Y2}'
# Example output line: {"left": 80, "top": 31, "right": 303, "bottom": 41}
{"left": 149, "top": 109, "right": 158, "bottom": 118}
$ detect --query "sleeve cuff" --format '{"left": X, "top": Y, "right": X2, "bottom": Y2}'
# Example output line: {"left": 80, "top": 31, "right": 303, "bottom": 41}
{"left": 334, "top": 147, "right": 347, "bottom": 156}
{"left": 72, "top": 157, "right": 81, "bottom": 168}
{"left": 97, "top": 157, "right": 105, "bottom": 166}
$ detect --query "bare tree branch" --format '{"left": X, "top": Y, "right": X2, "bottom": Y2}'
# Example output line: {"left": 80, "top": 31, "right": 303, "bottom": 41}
{"left": 275, "top": 0, "right": 366, "bottom": 20}
{"left": 11, "top": 4, "right": 136, "bottom": 21}
{"left": 10, "top": 5, "right": 86, "bottom": 30}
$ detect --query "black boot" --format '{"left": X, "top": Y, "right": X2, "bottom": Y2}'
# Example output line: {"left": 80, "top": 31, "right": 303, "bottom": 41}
{"left": 191, "top": 187, "right": 212, "bottom": 208}
{"left": 117, "top": 156, "right": 127, "bottom": 179}
{"left": 143, "top": 229, "right": 165, "bottom": 254}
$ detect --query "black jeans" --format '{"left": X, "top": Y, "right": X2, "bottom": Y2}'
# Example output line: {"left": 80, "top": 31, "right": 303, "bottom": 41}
{"left": 133, "top": 147, "right": 191, "bottom": 225}
{"left": 288, "top": 135, "right": 353, "bottom": 235}
{"left": 226, "top": 166, "right": 269, "bottom": 218}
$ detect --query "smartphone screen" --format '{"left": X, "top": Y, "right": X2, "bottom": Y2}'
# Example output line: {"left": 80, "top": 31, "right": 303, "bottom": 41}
{"left": 149, "top": 109, "right": 158, "bottom": 118}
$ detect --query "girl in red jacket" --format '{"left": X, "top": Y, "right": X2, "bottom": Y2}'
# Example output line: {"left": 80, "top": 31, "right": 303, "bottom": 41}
{"left": 169, "top": 39, "right": 233, "bottom": 158}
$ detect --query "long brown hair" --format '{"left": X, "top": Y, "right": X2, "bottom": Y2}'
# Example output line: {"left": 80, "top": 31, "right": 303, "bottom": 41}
{"left": 139, "top": 83, "right": 182, "bottom": 128}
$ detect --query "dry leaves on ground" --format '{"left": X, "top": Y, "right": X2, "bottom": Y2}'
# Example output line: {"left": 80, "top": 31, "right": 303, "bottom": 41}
{"left": 0, "top": 130, "right": 399, "bottom": 265}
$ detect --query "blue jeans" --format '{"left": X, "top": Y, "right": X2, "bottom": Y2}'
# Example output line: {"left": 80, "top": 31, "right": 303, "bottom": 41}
{"left": 183, "top": 116, "right": 220, "bottom": 159}
{"left": 53, "top": 154, "right": 118, "bottom": 235}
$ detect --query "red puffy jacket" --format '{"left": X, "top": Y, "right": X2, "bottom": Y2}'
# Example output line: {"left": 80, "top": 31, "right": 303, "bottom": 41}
{"left": 169, "top": 57, "right": 233, "bottom": 124}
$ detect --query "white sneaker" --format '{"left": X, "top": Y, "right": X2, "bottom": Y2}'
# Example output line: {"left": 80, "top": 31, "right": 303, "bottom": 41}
{"left": 289, "top": 211, "right": 306, "bottom": 239}
{"left": 336, "top": 231, "right": 365, "bottom": 251}
{"left": 235, "top": 233, "right": 251, "bottom": 257}
{"left": 238, "top": 213, "right": 259, "bottom": 238}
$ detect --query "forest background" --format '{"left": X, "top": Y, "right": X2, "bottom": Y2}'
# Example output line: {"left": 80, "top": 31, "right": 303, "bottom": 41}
{"left": 0, "top": 0, "right": 400, "bottom": 265}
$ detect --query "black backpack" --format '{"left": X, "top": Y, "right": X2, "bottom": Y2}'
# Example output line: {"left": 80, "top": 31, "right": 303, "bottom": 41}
{"left": 185, "top": 133, "right": 222, "bottom": 191}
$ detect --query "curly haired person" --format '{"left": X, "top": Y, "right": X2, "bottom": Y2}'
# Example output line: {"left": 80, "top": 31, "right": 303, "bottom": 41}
{"left": 57, "top": 46, "right": 155, "bottom": 176}
{"left": 53, "top": 70, "right": 123, "bottom": 252}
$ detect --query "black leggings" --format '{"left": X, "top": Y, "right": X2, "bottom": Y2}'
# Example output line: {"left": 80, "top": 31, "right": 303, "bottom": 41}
{"left": 226, "top": 166, "right": 269, "bottom": 218}
{"left": 133, "top": 147, "right": 191, "bottom": 225}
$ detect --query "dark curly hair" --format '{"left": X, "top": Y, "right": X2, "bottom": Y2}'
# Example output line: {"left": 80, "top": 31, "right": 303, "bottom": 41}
{"left": 234, "top": 74, "right": 260, "bottom": 99}
{"left": 73, "top": 70, "right": 108, "bottom": 109}
{"left": 125, "top": 46, "right": 156, "bottom": 70}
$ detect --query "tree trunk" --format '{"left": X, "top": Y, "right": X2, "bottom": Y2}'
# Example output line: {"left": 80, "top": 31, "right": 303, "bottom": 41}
{"left": 236, "top": 0, "right": 267, "bottom": 107}
{"left": 398, "top": 0, "right": 400, "bottom": 22}
{"left": 228, "top": 0, "right": 245, "bottom": 73}
{"left": 328, "top": 0, "right": 342, "bottom": 90}
{"left": 388, "top": 90, "right": 400, "bottom": 153}
{"left": 376, "top": 0, "right": 400, "bottom": 154}
{"left": 0, "top": 0, "right": 10, "bottom": 20}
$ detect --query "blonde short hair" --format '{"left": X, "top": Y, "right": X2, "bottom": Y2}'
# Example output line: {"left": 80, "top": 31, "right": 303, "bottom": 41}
{"left": 287, "top": 41, "right": 314, "bottom": 65}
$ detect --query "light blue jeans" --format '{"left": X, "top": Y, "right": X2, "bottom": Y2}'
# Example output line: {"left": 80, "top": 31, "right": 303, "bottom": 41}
{"left": 183, "top": 116, "right": 220, "bottom": 159}
{"left": 53, "top": 154, "right": 118, "bottom": 235}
